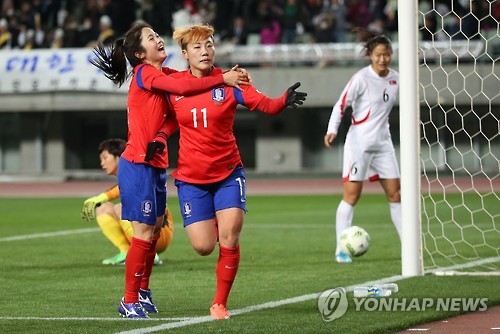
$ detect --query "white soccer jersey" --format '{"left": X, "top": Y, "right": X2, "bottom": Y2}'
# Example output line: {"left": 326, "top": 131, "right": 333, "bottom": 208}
{"left": 326, "top": 65, "right": 400, "bottom": 181}
{"left": 326, "top": 65, "right": 399, "bottom": 151}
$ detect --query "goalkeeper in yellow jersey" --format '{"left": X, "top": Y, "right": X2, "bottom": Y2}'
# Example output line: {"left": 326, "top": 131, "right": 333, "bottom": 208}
{"left": 81, "top": 138, "right": 174, "bottom": 265}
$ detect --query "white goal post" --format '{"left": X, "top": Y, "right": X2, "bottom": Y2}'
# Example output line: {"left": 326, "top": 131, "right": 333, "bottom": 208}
{"left": 400, "top": 1, "right": 500, "bottom": 277}
{"left": 398, "top": 0, "right": 424, "bottom": 276}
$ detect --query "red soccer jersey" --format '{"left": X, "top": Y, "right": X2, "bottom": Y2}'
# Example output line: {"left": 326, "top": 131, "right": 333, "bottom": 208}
{"left": 121, "top": 64, "right": 224, "bottom": 169}
{"left": 168, "top": 67, "right": 288, "bottom": 184}
{"left": 121, "top": 64, "right": 171, "bottom": 168}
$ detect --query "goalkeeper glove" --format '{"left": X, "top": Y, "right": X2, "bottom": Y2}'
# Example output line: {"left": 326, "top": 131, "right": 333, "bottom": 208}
{"left": 81, "top": 193, "right": 108, "bottom": 221}
{"left": 285, "top": 82, "right": 307, "bottom": 108}
{"left": 145, "top": 140, "right": 165, "bottom": 162}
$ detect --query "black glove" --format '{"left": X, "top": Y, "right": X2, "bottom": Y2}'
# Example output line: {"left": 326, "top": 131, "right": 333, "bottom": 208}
{"left": 285, "top": 82, "right": 307, "bottom": 108}
{"left": 145, "top": 140, "right": 165, "bottom": 162}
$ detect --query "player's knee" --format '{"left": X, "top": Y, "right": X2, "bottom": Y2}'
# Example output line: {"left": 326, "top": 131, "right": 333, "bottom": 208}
{"left": 219, "top": 234, "right": 240, "bottom": 248}
{"left": 193, "top": 243, "right": 216, "bottom": 256}
{"left": 386, "top": 190, "right": 400, "bottom": 202}
{"left": 96, "top": 202, "right": 115, "bottom": 216}
{"left": 343, "top": 194, "right": 360, "bottom": 206}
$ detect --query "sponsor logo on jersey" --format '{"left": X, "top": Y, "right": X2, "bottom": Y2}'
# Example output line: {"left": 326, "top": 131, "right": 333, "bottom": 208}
{"left": 212, "top": 88, "right": 225, "bottom": 103}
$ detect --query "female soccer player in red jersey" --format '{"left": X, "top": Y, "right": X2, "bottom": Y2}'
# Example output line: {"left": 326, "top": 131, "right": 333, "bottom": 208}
{"left": 168, "top": 24, "right": 307, "bottom": 320}
{"left": 91, "top": 21, "right": 249, "bottom": 319}
{"left": 324, "top": 28, "right": 401, "bottom": 264}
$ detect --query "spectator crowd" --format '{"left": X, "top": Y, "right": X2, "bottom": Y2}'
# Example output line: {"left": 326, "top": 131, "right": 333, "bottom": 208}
{"left": 0, "top": 0, "right": 498, "bottom": 50}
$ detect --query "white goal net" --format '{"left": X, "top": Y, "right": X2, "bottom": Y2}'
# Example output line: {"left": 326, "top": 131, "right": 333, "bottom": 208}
{"left": 418, "top": 0, "right": 500, "bottom": 274}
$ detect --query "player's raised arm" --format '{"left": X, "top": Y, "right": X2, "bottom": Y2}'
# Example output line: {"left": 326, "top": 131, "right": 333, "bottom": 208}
{"left": 243, "top": 82, "right": 308, "bottom": 115}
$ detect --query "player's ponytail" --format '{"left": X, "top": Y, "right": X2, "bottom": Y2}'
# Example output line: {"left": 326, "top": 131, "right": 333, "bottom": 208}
{"left": 91, "top": 21, "right": 153, "bottom": 87}
{"left": 353, "top": 27, "right": 392, "bottom": 57}
{"left": 91, "top": 39, "right": 129, "bottom": 87}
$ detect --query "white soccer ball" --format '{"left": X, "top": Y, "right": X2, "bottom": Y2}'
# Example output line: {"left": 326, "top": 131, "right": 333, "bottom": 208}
{"left": 340, "top": 226, "right": 370, "bottom": 257}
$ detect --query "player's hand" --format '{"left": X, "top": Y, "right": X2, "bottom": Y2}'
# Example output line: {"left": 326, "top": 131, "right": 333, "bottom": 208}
{"left": 285, "top": 82, "right": 307, "bottom": 108}
{"left": 232, "top": 65, "right": 253, "bottom": 85}
{"left": 145, "top": 140, "right": 165, "bottom": 162}
{"left": 223, "top": 65, "right": 250, "bottom": 91}
{"left": 324, "top": 133, "right": 336, "bottom": 148}
{"left": 81, "top": 194, "right": 107, "bottom": 220}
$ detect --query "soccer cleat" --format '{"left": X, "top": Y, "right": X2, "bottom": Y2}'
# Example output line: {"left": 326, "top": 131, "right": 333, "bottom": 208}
{"left": 118, "top": 298, "right": 149, "bottom": 319}
{"left": 153, "top": 253, "right": 163, "bottom": 266}
{"left": 138, "top": 289, "right": 158, "bottom": 313}
{"left": 210, "top": 303, "right": 231, "bottom": 320}
{"left": 335, "top": 251, "right": 352, "bottom": 263}
{"left": 102, "top": 252, "right": 127, "bottom": 265}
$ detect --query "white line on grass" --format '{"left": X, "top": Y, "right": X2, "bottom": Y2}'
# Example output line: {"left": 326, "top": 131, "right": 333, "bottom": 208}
{"left": 0, "top": 223, "right": 388, "bottom": 243}
{"left": 245, "top": 224, "right": 331, "bottom": 229}
{"left": 245, "top": 224, "right": 397, "bottom": 230}
{"left": 116, "top": 256, "right": 500, "bottom": 334}
{"left": 0, "top": 316, "right": 191, "bottom": 321}
{"left": 426, "top": 256, "right": 500, "bottom": 274}
{"left": 0, "top": 228, "right": 100, "bottom": 242}
{"left": 0, "top": 224, "right": 334, "bottom": 242}
{"left": 404, "top": 329, "right": 430, "bottom": 332}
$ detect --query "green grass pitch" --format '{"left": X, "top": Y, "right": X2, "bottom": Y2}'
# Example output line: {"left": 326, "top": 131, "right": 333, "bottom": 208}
{"left": 0, "top": 194, "right": 498, "bottom": 333}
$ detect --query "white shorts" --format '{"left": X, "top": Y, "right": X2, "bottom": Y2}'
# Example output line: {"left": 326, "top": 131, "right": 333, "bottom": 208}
{"left": 342, "top": 145, "right": 400, "bottom": 182}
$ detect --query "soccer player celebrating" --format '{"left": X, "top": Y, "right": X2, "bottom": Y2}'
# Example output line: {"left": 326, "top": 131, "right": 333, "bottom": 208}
{"left": 90, "top": 21, "right": 248, "bottom": 319}
{"left": 80, "top": 138, "right": 173, "bottom": 267}
{"left": 168, "top": 24, "right": 307, "bottom": 320}
{"left": 324, "top": 28, "right": 401, "bottom": 263}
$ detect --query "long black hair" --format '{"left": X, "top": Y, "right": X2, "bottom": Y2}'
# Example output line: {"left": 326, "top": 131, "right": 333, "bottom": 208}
{"left": 353, "top": 27, "right": 392, "bottom": 57}
{"left": 90, "top": 21, "right": 152, "bottom": 87}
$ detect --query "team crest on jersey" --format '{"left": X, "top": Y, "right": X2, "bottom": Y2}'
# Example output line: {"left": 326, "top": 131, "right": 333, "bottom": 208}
{"left": 212, "top": 88, "right": 225, "bottom": 103}
{"left": 389, "top": 80, "right": 397, "bottom": 85}
{"left": 183, "top": 201, "right": 192, "bottom": 218}
{"left": 141, "top": 200, "right": 153, "bottom": 216}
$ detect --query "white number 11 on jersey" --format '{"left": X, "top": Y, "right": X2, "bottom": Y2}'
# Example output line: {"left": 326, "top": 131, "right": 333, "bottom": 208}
{"left": 190, "top": 107, "right": 208, "bottom": 128}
